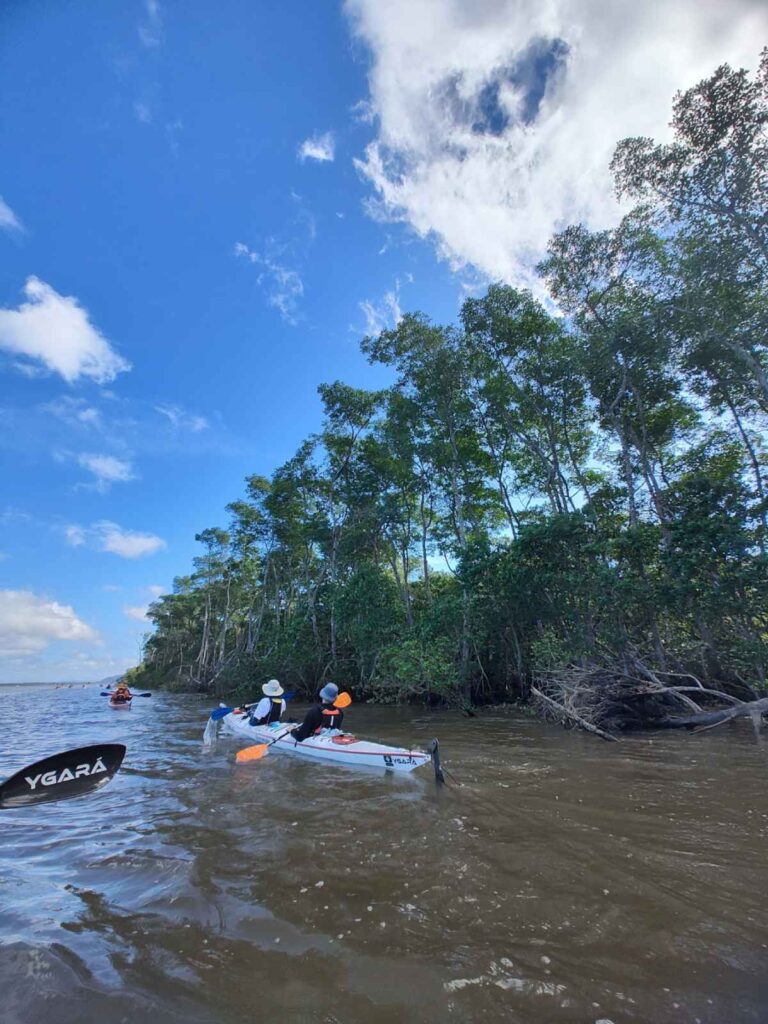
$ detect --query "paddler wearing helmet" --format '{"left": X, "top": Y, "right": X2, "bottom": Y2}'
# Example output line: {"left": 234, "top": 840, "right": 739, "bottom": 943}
{"left": 248, "top": 679, "right": 287, "bottom": 727}
{"left": 293, "top": 682, "right": 344, "bottom": 742}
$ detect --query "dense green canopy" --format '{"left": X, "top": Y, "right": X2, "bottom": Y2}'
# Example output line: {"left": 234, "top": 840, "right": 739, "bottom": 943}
{"left": 131, "top": 53, "right": 768, "bottom": 705}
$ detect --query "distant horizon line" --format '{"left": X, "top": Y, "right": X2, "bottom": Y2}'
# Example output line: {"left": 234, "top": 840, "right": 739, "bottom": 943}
{"left": 0, "top": 677, "right": 122, "bottom": 686}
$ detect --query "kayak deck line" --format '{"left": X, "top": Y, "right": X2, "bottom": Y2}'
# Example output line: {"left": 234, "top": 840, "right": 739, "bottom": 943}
{"left": 292, "top": 740, "right": 429, "bottom": 761}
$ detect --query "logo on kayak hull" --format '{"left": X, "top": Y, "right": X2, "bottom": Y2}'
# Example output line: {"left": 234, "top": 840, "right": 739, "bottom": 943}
{"left": 383, "top": 754, "right": 415, "bottom": 766}
{"left": 24, "top": 757, "right": 108, "bottom": 791}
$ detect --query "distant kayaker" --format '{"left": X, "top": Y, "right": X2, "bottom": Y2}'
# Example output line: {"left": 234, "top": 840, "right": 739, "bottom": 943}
{"left": 249, "top": 679, "right": 287, "bottom": 726}
{"left": 111, "top": 681, "right": 132, "bottom": 704}
{"left": 293, "top": 682, "right": 344, "bottom": 742}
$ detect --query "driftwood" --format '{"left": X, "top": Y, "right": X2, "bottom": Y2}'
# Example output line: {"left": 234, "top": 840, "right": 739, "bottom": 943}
{"left": 658, "top": 697, "right": 768, "bottom": 731}
{"left": 530, "top": 664, "right": 766, "bottom": 741}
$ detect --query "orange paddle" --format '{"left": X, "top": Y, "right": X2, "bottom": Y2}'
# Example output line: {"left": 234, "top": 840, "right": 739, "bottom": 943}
{"left": 235, "top": 744, "right": 269, "bottom": 763}
{"left": 235, "top": 725, "right": 296, "bottom": 763}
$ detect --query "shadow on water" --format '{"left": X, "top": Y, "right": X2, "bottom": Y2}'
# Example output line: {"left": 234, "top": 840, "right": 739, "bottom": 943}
{"left": 1, "top": 686, "right": 767, "bottom": 1022}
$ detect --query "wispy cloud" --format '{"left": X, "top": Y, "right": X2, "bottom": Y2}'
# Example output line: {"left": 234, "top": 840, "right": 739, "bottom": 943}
{"left": 0, "top": 589, "right": 97, "bottom": 657}
{"left": 234, "top": 242, "right": 304, "bottom": 325}
{"left": 0, "top": 648, "right": 135, "bottom": 683}
{"left": 123, "top": 605, "right": 149, "bottom": 622}
{"left": 134, "top": 100, "right": 153, "bottom": 124}
{"left": 65, "top": 524, "right": 87, "bottom": 547}
{"left": 145, "top": 584, "right": 164, "bottom": 598}
{"left": 138, "top": 0, "right": 163, "bottom": 48}
{"left": 0, "top": 277, "right": 131, "bottom": 383}
{"left": 298, "top": 131, "right": 335, "bottom": 163}
{"left": 1, "top": 394, "right": 228, "bottom": 477}
{"left": 0, "top": 195, "right": 23, "bottom": 233}
{"left": 154, "top": 404, "right": 209, "bottom": 432}
{"left": 0, "top": 507, "right": 30, "bottom": 526}
{"left": 65, "top": 521, "right": 166, "bottom": 559}
{"left": 346, "top": 0, "right": 768, "bottom": 288}
{"left": 358, "top": 276, "right": 409, "bottom": 336}
{"left": 76, "top": 453, "right": 136, "bottom": 491}
{"left": 234, "top": 193, "right": 317, "bottom": 325}
{"left": 165, "top": 119, "right": 183, "bottom": 156}
{"left": 44, "top": 396, "right": 101, "bottom": 428}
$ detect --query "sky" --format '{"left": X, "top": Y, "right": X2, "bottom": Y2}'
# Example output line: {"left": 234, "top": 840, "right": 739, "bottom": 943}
{"left": 1, "top": 0, "right": 766, "bottom": 682}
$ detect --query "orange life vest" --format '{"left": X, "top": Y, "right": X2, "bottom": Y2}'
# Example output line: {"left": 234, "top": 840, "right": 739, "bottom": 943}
{"left": 314, "top": 705, "right": 341, "bottom": 733}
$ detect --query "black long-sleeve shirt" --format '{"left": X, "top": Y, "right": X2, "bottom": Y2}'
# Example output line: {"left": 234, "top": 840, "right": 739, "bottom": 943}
{"left": 293, "top": 702, "right": 344, "bottom": 742}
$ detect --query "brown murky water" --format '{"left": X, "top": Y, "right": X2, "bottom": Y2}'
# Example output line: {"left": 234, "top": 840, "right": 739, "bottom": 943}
{"left": 1, "top": 685, "right": 767, "bottom": 1023}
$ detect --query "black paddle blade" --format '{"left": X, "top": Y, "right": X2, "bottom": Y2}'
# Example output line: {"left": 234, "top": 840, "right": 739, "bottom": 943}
{"left": 0, "top": 743, "right": 126, "bottom": 809}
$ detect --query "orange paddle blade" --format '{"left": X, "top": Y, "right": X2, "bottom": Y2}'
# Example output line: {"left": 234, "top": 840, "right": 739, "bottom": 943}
{"left": 236, "top": 744, "right": 268, "bottom": 763}
{"left": 334, "top": 692, "right": 352, "bottom": 708}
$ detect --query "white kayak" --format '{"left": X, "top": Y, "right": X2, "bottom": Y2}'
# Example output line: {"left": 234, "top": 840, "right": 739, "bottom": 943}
{"left": 220, "top": 711, "right": 433, "bottom": 773}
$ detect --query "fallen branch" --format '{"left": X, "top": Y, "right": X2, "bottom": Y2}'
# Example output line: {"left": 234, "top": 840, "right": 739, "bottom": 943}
{"left": 658, "top": 697, "right": 768, "bottom": 731}
{"left": 531, "top": 685, "right": 619, "bottom": 742}
{"left": 664, "top": 686, "right": 743, "bottom": 705}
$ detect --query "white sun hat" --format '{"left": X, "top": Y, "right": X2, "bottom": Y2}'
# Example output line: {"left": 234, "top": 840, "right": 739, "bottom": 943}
{"left": 262, "top": 679, "right": 284, "bottom": 697}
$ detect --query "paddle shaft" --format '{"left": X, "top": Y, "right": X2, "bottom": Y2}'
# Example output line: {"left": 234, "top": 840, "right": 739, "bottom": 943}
{"left": 101, "top": 691, "right": 151, "bottom": 697}
{"left": 264, "top": 723, "right": 297, "bottom": 748}
{"left": 212, "top": 691, "right": 347, "bottom": 721}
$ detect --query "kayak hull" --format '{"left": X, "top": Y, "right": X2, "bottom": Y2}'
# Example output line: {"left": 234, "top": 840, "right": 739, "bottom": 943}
{"left": 220, "top": 712, "right": 430, "bottom": 773}
{"left": 109, "top": 701, "right": 131, "bottom": 710}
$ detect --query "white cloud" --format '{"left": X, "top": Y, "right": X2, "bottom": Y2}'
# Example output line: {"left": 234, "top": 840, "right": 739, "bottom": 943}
{"left": 0, "top": 195, "right": 22, "bottom": 233}
{"left": 138, "top": 0, "right": 163, "bottom": 48}
{"left": 103, "top": 584, "right": 122, "bottom": 592}
{"left": 154, "top": 404, "right": 209, "bottom": 432}
{"left": 345, "top": 0, "right": 768, "bottom": 287}
{"left": 0, "top": 277, "right": 131, "bottom": 383}
{"left": 358, "top": 277, "right": 406, "bottom": 335}
{"left": 298, "top": 131, "right": 336, "bottom": 163}
{"left": 96, "top": 522, "right": 166, "bottom": 558}
{"left": 0, "top": 590, "right": 97, "bottom": 657}
{"left": 65, "top": 521, "right": 166, "bottom": 559}
{"left": 123, "top": 604, "right": 149, "bottom": 622}
{"left": 235, "top": 242, "right": 304, "bottom": 324}
{"left": 46, "top": 398, "right": 102, "bottom": 426}
{"left": 145, "top": 584, "right": 165, "bottom": 597}
{"left": 65, "top": 524, "right": 86, "bottom": 547}
{"left": 76, "top": 452, "right": 136, "bottom": 490}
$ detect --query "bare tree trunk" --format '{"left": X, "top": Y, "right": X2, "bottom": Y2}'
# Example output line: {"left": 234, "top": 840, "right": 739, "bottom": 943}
{"left": 720, "top": 386, "right": 768, "bottom": 551}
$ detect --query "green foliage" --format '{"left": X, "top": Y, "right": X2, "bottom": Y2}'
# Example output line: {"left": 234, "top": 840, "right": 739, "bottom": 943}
{"left": 370, "top": 635, "right": 461, "bottom": 704}
{"left": 138, "top": 54, "right": 768, "bottom": 701}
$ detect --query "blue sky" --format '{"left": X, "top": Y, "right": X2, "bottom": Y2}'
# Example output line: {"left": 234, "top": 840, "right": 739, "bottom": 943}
{"left": 1, "top": 0, "right": 764, "bottom": 681}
